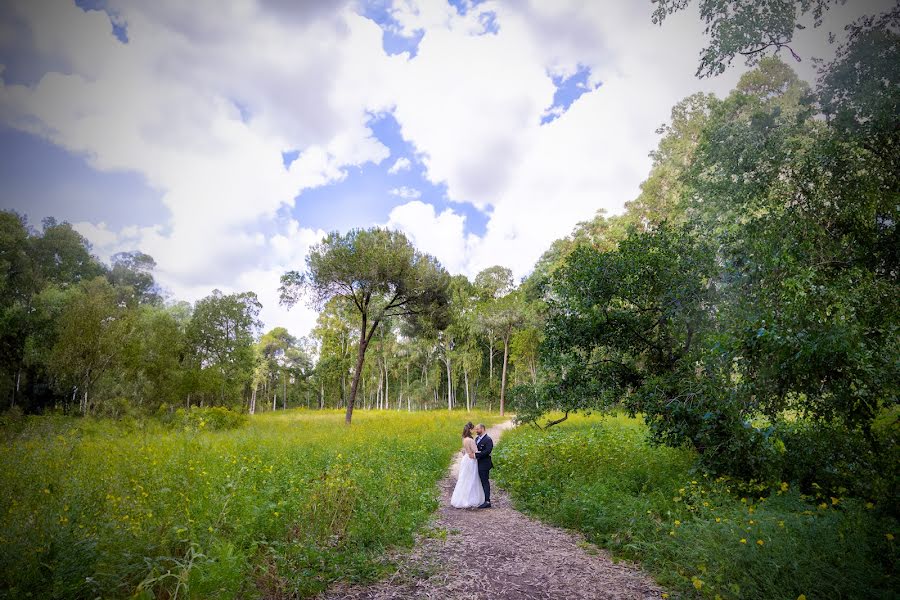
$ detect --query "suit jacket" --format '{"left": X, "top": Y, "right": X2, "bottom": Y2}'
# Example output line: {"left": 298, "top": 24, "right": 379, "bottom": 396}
{"left": 474, "top": 434, "right": 493, "bottom": 471}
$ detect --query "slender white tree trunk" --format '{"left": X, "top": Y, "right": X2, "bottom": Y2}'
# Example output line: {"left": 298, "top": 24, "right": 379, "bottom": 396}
{"left": 445, "top": 354, "right": 452, "bottom": 411}
{"left": 464, "top": 367, "right": 471, "bottom": 412}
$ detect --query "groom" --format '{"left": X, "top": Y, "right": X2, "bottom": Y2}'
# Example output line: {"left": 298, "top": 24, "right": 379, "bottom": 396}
{"left": 473, "top": 423, "right": 493, "bottom": 508}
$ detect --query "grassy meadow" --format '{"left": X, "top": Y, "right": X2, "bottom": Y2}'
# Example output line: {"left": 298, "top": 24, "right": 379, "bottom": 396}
{"left": 495, "top": 414, "right": 897, "bottom": 600}
{"left": 0, "top": 409, "right": 501, "bottom": 599}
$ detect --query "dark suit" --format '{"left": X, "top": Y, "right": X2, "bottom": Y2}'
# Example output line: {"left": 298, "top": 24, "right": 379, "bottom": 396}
{"left": 474, "top": 433, "right": 494, "bottom": 502}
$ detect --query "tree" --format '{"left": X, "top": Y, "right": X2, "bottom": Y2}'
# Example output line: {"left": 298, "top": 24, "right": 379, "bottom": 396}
{"left": 312, "top": 297, "right": 358, "bottom": 408}
{"left": 108, "top": 251, "right": 160, "bottom": 306}
{"left": 48, "top": 277, "right": 134, "bottom": 414}
{"left": 186, "top": 290, "right": 262, "bottom": 407}
{"left": 0, "top": 212, "right": 36, "bottom": 408}
{"left": 652, "top": 0, "right": 843, "bottom": 77}
{"left": 535, "top": 225, "right": 715, "bottom": 427}
{"left": 280, "top": 228, "right": 450, "bottom": 424}
{"left": 479, "top": 289, "right": 529, "bottom": 416}
{"left": 30, "top": 218, "right": 103, "bottom": 287}
{"left": 474, "top": 265, "right": 514, "bottom": 300}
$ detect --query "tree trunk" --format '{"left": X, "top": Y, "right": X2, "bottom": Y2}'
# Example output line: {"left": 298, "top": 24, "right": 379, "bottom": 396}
{"left": 12, "top": 367, "right": 21, "bottom": 407}
{"left": 500, "top": 333, "right": 510, "bottom": 417}
{"left": 445, "top": 353, "right": 452, "bottom": 411}
{"left": 283, "top": 372, "right": 287, "bottom": 410}
{"left": 346, "top": 316, "right": 373, "bottom": 425}
{"left": 489, "top": 335, "right": 493, "bottom": 386}
{"left": 250, "top": 384, "right": 257, "bottom": 414}
{"left": 464, "top": 367, "right": 471, "bottom": 412}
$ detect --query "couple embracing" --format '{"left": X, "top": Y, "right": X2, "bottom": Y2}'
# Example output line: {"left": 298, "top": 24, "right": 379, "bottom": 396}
{"left": 450, "top": 422, "right": 493, "bottom": 509}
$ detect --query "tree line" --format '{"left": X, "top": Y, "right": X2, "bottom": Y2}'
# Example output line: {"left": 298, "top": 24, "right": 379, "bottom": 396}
{"left": 0, "top": 216, "right": 544, "bottom": 420}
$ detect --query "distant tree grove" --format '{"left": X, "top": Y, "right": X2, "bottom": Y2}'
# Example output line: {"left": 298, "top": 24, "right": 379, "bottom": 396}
{"left": 0, "top": 217, "right": 538, "bottom": 419}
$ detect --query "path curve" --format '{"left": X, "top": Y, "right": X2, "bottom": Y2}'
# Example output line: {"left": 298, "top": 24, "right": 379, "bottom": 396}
{"left": 319, "top": 420, "right": 664, "bottom": 600}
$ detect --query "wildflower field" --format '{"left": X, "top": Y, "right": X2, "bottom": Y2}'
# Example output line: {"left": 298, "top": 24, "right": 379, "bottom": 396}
{"left": 0, "top": 409, "right": 500, "bottom": 599}
{"left": 495, "top": 414, "right": 898, "bottom": 600}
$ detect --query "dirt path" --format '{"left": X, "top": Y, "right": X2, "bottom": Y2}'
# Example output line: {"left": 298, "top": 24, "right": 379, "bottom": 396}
{"left": 320, "top": 420, "right": 664, "bottom": 600}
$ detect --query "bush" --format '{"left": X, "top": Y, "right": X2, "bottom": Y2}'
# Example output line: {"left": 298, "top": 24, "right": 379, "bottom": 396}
{"left": 775, "top": 419, "right": 898, "bottom": 504}
{"left": 166, "top": 406, "right": 249, "bottom": 432}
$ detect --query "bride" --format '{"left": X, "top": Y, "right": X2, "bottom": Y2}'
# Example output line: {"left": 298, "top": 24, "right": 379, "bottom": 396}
{"left": 451, "top": 422, "right": 485, "bottom": 509}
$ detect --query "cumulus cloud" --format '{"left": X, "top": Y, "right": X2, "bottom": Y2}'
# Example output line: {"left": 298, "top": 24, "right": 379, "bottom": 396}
{"left": 387, "top": 156, "right": 411, "bottom": 173}
{"left": 386, "top": 200, "right": 475, "bottom": 273}
{"left": 3, "top": 0, "right": 886, "bottom": 336}
{"left": 0, "top": 0, "right": 396, "bottom": 334}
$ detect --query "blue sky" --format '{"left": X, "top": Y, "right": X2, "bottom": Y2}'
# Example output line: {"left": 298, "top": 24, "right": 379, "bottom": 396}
{"left": 0, "top": 0, "right": 876, "bottom": 336}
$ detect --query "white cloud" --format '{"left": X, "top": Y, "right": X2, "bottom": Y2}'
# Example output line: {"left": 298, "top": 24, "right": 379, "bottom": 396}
{"left": 388, "top": 186, "right": 422, "bottom": 199}
{"left": 387, "top": 156, "right": 411, "bottom": 173}
{"left": 0, "top": 0, "right": 396, "bottom": 335}
{"left": 386, "top": 200, "right": 475, "bottom": 273}
{"left": 4, "top": 0, "right": 888, "bottom": 336}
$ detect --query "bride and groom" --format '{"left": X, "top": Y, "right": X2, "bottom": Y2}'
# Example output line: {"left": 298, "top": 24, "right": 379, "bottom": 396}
{"left": 451, "top": 422, "right": 493, "bottom": 509}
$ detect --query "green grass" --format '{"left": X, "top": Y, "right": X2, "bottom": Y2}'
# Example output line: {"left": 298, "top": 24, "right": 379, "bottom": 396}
{"left": 0, "top": 409, "right": 501, "bottom": 599}
{"left": 495, "top": 413, "right": 897, "bottom": 600}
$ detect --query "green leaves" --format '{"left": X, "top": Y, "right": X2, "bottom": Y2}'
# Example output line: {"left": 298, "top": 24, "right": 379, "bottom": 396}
{"left": 280, "top": 227, "right": 451, "bottom": 422}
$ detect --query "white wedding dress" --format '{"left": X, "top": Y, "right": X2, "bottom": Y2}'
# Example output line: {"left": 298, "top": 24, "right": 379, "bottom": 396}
{"left": 451, "top": 437, "right": 485, "bottom": 508}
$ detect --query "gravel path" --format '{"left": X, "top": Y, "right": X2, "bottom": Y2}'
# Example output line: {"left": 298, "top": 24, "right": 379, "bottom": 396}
{"left": 319, "top": 420, "right": 664, "bottom": 600}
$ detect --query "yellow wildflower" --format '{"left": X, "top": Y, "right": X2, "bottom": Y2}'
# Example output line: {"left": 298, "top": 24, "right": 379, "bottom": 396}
{"left": 831, "top": 497, "right": 840, "bottom": 505}
{"left": 757, "top": 539, "right": 764, "bottom": 546}
{"left": 887, "top": 533, "right": 895, "bottom": 541}
{"left": 692, "top": 576, "right": 703, "bottom": 590}
{"left": 740, "top": 538, "right": 747, "bottom": 544}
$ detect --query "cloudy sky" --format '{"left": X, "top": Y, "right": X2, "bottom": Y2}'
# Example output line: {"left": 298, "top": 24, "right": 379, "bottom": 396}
{"left": 0, "top": 0, "right": 883, "bottom": 337}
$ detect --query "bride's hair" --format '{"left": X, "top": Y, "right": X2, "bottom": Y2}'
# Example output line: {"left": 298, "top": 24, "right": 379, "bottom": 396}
{"left": 462, "top": 422, "right": 474, "bottom": 438}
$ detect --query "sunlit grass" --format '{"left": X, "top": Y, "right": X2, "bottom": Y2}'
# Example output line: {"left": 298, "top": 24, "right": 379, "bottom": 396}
{"left": 0, "top": 408, "right": 501, "bottom": 599}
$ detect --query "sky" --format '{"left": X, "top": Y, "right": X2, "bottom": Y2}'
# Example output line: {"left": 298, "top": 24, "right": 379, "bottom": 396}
{"left": 0, "top": 0, "right": 888, "bottom": 338}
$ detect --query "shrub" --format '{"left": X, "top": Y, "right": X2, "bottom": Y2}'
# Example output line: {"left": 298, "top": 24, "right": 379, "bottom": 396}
{"left": 166, "top": 406, "right": 249, "bottom": 432}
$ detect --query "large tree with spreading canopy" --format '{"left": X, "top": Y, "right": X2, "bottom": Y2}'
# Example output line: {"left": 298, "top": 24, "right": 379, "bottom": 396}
{"left": 280, "top": 227, "right": 450, "bottom": 424}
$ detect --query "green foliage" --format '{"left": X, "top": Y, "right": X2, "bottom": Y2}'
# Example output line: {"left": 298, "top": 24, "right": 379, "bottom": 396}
{"left": 0, "top": 409, "right": 501, "bottom": 599}
{"left": 165, "top": 406, "right": 249, "bottom": 432}
{"left": 652, "top": 0, "right": 841, "bottom": 78}
{"left": 280, "top": 228, "right": 451, "bottom": 423}
{"left": 525, "top": 29, "right": 899, "bottom": 488}
{"left": 496, "top": 414, "right": 898, "bottom": 599}
{"left": 533, "top": 224, "right": 715, "bottom": 424}
{"left": 186, "top": 290, "right": 262, "bottom": 408}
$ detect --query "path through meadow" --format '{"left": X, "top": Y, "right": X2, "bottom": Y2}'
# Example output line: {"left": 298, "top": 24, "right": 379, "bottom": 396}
{"left": 319, "top": 420, "right": 664, "bottom": 600}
